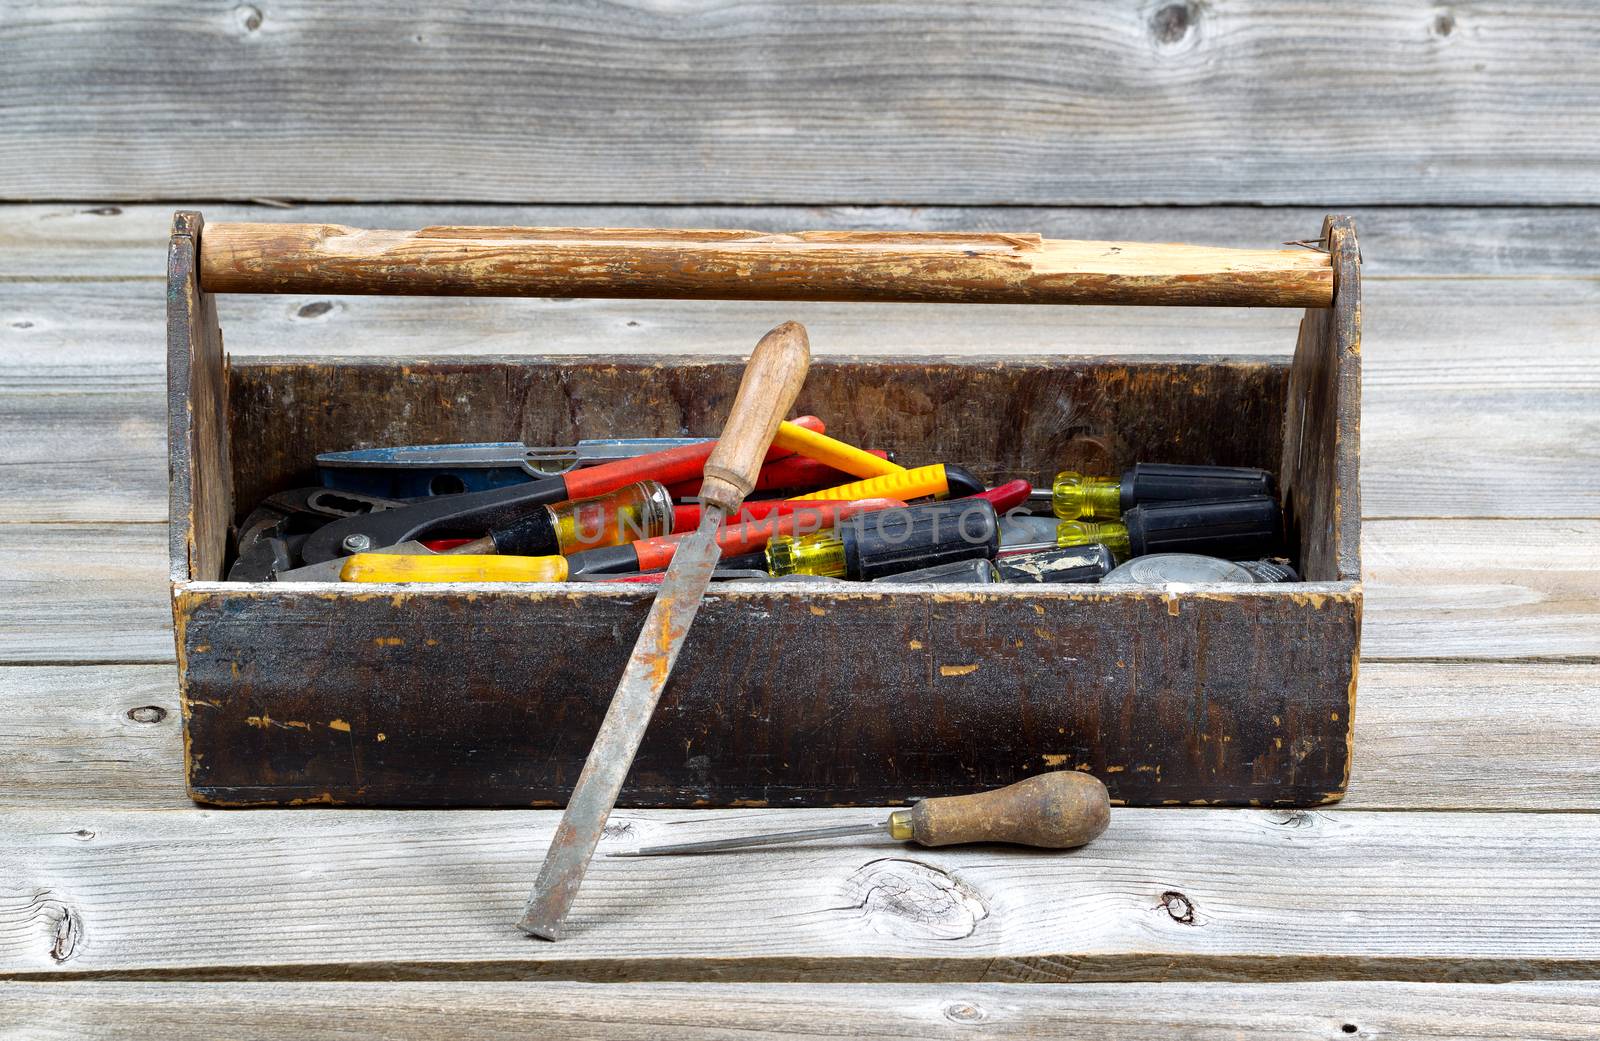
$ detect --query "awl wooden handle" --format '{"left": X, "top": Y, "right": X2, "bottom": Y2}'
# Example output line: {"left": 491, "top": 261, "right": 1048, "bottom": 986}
{"left": 904, "top": 771, "right": 1111, "bottom": 849}
{"left": 699, "top": 322, "right": 812, "bottom": 513}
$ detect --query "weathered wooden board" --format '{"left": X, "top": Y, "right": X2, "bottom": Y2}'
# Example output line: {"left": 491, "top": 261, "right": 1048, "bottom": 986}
{"left": 8, "top": 203, "right": 1600, "bottom": 279}
{"left": 4, "top": 277, "right": 1598, "bottom": 521}
{"left": 3, "top": 4, "right": 1598, "bottom": 204}
{"left": 0, "top": 524, "right": 172, "bottom": 664}
{"left": 4, "top": 806, "right": 1599, "bottom": 981}
{"left": 1350, "top": 663, "right": 1600, "bottom": 810}
{"left": 1361, "top": 519, "right": 1600, "bottom": 660}
{"left": 3, "top": 662, "right": 1593, "bottom": 812}
{"left": 3, "top": 519, "right": 1594, "bottom": 666}
{"left": 0, "top": 666, "right": 183, "bottom": 809}
{"left": 5, "top": 980, "right": 1600, "bottom": 1040}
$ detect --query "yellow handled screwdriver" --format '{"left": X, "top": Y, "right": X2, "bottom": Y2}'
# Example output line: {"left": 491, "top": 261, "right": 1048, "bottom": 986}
{"left": 610, "top": 771, "right": 1110, "bottom": 857}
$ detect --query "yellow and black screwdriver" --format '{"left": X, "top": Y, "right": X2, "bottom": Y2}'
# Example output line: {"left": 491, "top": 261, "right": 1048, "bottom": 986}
{"left": 610, "top": 772, "right": 1110, "bottom": 857}
{"left": 1052, "top": 462, "right": 1274, "bottom": 520}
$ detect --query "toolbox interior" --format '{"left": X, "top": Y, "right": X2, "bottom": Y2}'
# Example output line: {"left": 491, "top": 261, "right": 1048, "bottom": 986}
{"left": 219, "top": 353, "right": 1297, "bottom": 581}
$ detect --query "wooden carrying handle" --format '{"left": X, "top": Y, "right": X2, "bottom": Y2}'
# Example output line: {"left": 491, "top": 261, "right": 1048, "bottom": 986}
{"left": 197, "top": 224, "right": 1333, "bottom": 307}
{"left": 906, "top": 771, "right": 1111, "bottom": 849}
{"left": 698, "top": 322, "right": 812, "bottom": 513}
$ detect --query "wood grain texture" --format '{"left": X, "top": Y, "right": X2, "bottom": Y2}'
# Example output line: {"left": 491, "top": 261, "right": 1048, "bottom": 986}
{"left": 5, "top": 980, "right": 1600, "bottom": 1040}
{"left": 3, "top": 4, "right": 1598, "bottom": 204}
{"left": 1280, "top": 216, "right": 1360, "bottom": 582}
{"left": 10, "top": 203, "right": 1600, "bottom": 279}
{"left": 197, "top": 223, "right": 1332, "bottom": 306}
{"left": 3, "top": 519, "right": 1592, "bottom": 667}
{"left": 1348, "top": 663, "right": 1600, "bottom": 811}
{"left": 0, "top": 524, "right": 172, "bottom": 664}
{"left": 3, "top": 276, "right": 1597, "bottom": 522}
{"left": 4, "top": 806, "right": 1599, "bottom": 981}
{"left": 1361, "top": 520, "right": 1600, "bottom": 661}
{"left": 3, "top": 662, "right": 1591, "bottom": 812}
{"left": 165, "top": 212, "right": 232, "bottom": 582}
{"left": 0, "top": 666, "right": 184, "bottom": 808}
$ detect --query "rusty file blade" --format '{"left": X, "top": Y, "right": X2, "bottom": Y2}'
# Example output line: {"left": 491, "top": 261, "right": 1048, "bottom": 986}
{"left": 518, "top": 509, "right": 726, "bottom": 940}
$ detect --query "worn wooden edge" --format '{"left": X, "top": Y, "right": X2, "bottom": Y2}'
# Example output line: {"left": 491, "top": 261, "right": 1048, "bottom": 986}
{"left": 1326, "top": 215, "right": 1363, "bottom": 582}
{"left": 164, "top": 212, "right": 199, "bottom": 584}
{"left": 4, "top": 980, "right": 1600, "bottom": 1040}
{"left": 195, "top": 222, "right": 1333, "bottom": 307}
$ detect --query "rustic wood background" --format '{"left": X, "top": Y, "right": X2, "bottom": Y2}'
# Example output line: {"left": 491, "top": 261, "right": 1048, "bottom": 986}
{"left": 2, "top": 2, "right": 1599, "bottom": 1036}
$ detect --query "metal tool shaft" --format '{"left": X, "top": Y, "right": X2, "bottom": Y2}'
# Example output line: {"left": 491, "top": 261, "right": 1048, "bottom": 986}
{"left": 518, "top": 508, "right": 726, "bottom": 939}
{"left": 610, "top": 820, "right": 890, "bottom": 857}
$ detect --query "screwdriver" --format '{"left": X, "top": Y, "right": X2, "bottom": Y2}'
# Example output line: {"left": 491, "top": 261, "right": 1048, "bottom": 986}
{"left": 1054, "top": 495, "right": 1283, "bottom": 562}
{"left": 610, "top": 771, "right": 1110, "bottom": 857}
{"left": 1052, "top": 463, "right": 1275, "bottom": 521}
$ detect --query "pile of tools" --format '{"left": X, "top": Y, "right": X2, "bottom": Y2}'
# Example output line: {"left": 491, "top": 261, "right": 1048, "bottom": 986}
{"left": 230, "top": 404, "right": 1295, "bottom": 591}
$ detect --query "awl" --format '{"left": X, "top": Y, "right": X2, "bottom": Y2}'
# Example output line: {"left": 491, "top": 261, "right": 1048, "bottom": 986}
{"left": 519, "top": 320, "right": 812, "bottom": 939}
{"left": 611, "top": 771, "right": 1110, "bottom": 856}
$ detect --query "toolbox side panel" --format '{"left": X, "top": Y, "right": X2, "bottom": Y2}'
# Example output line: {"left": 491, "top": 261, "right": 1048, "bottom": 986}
{"left": 179, "top": 586, "right": 1358, "bottom": 808}
{"left": 224, "top": 356, "right": 1290, "bottom": 529}
{"left": 167, "top": 211, "right": 233, "bottom": 583}
{"left": 1281, "top": 217, "right": 1362, "bottom": 583}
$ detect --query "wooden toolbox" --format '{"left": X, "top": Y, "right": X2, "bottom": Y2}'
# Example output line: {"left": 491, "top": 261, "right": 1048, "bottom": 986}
{"left": 168, "top": 213, "right": 1361, "bottom": 808}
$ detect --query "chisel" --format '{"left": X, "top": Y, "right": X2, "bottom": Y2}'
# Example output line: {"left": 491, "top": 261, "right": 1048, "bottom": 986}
{"left": 518, "top": 320, "right": 812, "bottom": 940}
{"left": 610, "top": 771, "right": 1110, "bottom": 857}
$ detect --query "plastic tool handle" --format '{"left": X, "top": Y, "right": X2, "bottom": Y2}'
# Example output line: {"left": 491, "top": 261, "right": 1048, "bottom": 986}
{"left": 699, "top": 322, "right": 812, "bottom": 512}
{"left": 790, "top": 464, "right": 949, "bottom": 503}
{"left": 561, "top": 414, "right": 824, "bottom": 502}
{"left": 770, "top": 423, "right": 903, "bottom": 480}
{"left": 900, "top": 771, "right": 1111, "bottom": 849}
{"left": 339, "top": 553, "right": 569, "bottom": 583}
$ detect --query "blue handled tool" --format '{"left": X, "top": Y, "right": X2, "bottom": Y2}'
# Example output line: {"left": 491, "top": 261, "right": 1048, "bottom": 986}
{"left": 317, "top": 438, "right": 712, "bottom": 497}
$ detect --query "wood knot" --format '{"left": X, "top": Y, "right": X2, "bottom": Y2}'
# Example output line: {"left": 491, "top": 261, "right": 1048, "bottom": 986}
{"left": 1150, "top": 3, "right": 1197, "bottom": 47}
{"left": 1158, "top": 889, "right": 1197, "bottom": 925}
{"left": 296, "top": 300, "right": 336, "bottom": 320}
{"left": 234, "top": 4, "right": 263, "bottom": 32}
{"left": 47, "top": 901, "right": 84, "bottom": 963}
{"left": 127, "top": 705, "right": 167, "bottom": 724}
{"left": 838, "top": 858, "right": 988, "bottom": 940}
{"left": 1268, "top": 809, "right": 1315, "bottom": 829}
{"left": 944, "top": 1001, "right": 987, "bottom": 1024}
{"left": 1432, "top": 12, "right": 1455, "bottom": 37}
